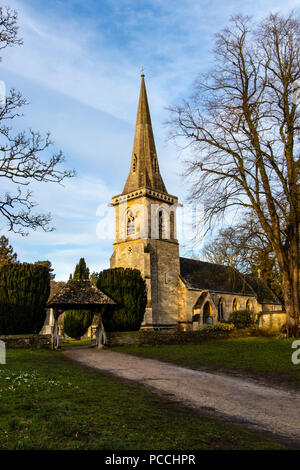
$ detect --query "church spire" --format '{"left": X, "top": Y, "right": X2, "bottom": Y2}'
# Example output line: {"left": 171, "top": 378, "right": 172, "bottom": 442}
{"left": 122, "top": 74, "right": 167, "bottom": 195}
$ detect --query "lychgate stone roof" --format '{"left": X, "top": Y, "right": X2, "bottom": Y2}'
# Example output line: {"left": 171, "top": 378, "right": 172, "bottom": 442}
{"left": 122, "top": 74, "right": 168, "bottom": 195}
{"left": 47, "top": 279, "right": 116, "bottom": 310}
{"left": 48, "top": 280, "right": 66, "bottom": 300}
{"left": 180, "top": 257, "right": 281, "bottom": 305}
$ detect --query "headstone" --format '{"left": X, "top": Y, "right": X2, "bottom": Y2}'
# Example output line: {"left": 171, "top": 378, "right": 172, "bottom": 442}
{"left": 0, "top": 340, "right": 6, "bottom": 364}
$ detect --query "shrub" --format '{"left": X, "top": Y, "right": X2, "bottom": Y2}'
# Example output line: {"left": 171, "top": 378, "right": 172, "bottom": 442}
{"left": 63, "top": 310, "right": 94, "bottom": 339}
{"left": 198, "top": 323, "right": 235, "bottom": 335}
{"left": 228, "top": 310, "right": 255, "bottom": 329}
{"left": 0, "top": 263, "right": 50, "bottom": 334}
{"left": 96, "top": 268, "right": 147, "bottom": 332}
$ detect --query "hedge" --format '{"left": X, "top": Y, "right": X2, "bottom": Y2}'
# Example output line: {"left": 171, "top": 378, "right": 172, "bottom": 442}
{"left": 96, "top": 268, "right": 147, "bottom": 332}
{"left": 0, "top": 263, "right": 50, "bottom": 334}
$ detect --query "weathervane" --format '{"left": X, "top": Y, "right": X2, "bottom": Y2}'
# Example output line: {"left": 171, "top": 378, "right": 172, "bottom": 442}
{"left": 141, "top": 64, "right": 145, "bottom": 76}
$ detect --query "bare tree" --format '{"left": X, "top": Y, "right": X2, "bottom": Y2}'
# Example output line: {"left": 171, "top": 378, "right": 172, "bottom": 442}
{"left": 169, "top": 13, "right": 300, "bottom": 335}
{"left": 0, "top": 6, "right": 75, "bottom": 235}
{"left": 202, "top": 215, "right": 283, "bottom": 302}
{"left": 0, "top": 6, "right": 22, "bottom": 51}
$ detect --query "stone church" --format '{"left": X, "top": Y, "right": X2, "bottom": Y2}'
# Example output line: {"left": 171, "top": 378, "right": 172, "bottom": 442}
{"left": 110, "top": 75, "right": 282, "bottom": 330}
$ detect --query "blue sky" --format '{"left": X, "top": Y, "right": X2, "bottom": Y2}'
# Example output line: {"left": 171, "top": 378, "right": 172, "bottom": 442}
{"left": 1, "top": 0, "right": 299, "bottom": 280}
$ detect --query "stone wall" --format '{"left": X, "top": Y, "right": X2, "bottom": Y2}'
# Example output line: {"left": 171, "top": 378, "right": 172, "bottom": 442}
{"left": 105, "top": 328, "right": 234, "bottom": 346}
{"left": 40, "top": 308, "right": 55, "bottom": 335}
{"left": 179, "top": 286, "right": 260, "bottom": 329}
{"left": 105, "top": 317, "right": 287, "bottom": 346}
{"left": 261, "top": 304, "right": 282, "bottom": 312}
{"left": 106, "top": 331, "right": 140, "bottom": 346}
{"left": 0, "top": 334, "right": 53, "bottom": 349}
{"left": 139, "top": 329, "right": 233, "bottom": 345}
{"left": 256, "top": 312, "right": 286, "bottom": 332}
{"left": 149, "top": 238, "right": 180, "bottom": 326}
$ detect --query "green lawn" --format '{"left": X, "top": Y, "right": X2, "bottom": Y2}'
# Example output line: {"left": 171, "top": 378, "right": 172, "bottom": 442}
{"left": 112, "top": 337, "right": 300, "bottom": 389}
{"left": 0, "top": 348, "right": 290, "bottom": 450}
{"left": 60, "top": 337, "right": 91, "bottom": 347}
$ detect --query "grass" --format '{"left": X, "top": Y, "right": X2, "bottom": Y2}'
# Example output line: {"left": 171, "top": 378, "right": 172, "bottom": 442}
{"left": 60, "top": 337, "right": 91, "bottom": 347}
{"left": 112, "top": 337, "right": 300, "bottom": 389}
{"left": 0, "top": 348, "right": 291, "bottom": 450}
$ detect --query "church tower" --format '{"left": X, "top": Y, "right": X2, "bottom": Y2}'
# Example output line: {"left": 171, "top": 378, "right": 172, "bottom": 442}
{"left": 110, "top": 74, "right": 180, "bottom": 328}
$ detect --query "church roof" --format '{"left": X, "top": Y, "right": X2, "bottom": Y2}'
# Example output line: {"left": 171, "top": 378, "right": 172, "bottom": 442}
{"left": 180, "top": 257, "right": 252, "bottom": 295}
{"left": 179, "top": 257, "right": 281, "bottom": 304}
{"left": 47, "top": 279, "right": 116, "bottom": 310}
{"left": 243, "top": 275, "right": 281, "bottom": 305}
{"left": 122, "top": 74, "right": 167, "bottom": 195}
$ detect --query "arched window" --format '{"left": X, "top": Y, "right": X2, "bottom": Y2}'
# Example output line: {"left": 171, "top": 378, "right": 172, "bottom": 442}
{"left": 127, "top": 211, "right": 135, "bottom": 235}
{"left": 170, "top": 211, "right": 174, "bottom": 239}
{"left": 246, "top": 299, "right": 253, "bottom": 313}
{"left": 218, "top": 298, "right": 225, "bottom": 321}
{"left": 153, "top": 157, "right": 158, "bottom": 173}
{"left": 158, "top": 210, "right": 164, "bottom": 239}
{"left": 203, "top": 301, "right": 213, "bottom": 324}
{"left": 132, "top": 154, "right": 137, "bottom": 172}
{"left": 232, "top": 298, "right": 238, "bottom": 312}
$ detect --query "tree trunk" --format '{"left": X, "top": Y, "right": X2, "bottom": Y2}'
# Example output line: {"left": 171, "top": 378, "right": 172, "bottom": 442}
{"left": 281, "top": 287, "right": 299, "bottom": 337}
{"left": 279, "top": 242, "right": 299, "bottom": 337}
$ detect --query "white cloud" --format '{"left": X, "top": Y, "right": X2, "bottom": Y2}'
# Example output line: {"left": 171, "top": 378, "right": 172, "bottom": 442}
{"left": 0, "top": 0, "right": 298, "bottom": 279}
{"left": 1, "top": 0, "right": 156, "bottom": 121}
{"left": 43, "top": 246, "right": 112, "bottom": 281}
{"left": 0, "top": 174, "right": 116, "bottom": 279}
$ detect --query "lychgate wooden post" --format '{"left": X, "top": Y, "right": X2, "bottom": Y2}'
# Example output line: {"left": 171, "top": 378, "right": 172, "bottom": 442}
{"left": 53, "top": 308, "right": 61, "bottom": 349}
{"left": 95, "top": 306, "right": 107, "bottom": 349}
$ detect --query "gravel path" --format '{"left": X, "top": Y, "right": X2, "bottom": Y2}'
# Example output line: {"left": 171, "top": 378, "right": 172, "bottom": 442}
{"left": 63, "top": 348, "right": 300, "bottom": 444}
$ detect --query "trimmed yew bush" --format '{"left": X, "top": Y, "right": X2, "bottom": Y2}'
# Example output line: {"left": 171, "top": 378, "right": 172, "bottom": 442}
{"left": 96, "top": 268, "right": 147, "bottom": 332}
{"left": 63, "top": 310, "right": 94, "bottom": 339}
{"left": 0, "top": 263, "right": 50, "bottom": 334}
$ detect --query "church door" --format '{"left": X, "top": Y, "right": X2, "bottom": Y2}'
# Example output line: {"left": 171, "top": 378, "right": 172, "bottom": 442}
{"left": 203, "top": 301, "right": 213, "bottom": 325}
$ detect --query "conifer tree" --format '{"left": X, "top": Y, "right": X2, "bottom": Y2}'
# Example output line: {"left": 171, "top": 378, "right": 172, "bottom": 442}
{"left": 73, "top": 258, "right": 89, "bottom": 280}
{"left": 0, "top": 236, "right": 18, "bottom": 267}
{"left": 35, "top": 260, "right": 55, "bottom": 280}
{"left": 0, "top": 263, "right": 50, "bottom": 334}
{"left": 63, "top": 257, "right": 93, "bottom": 339}
{"left": 97, "top": 268, "right": 147, "bottom": 332}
